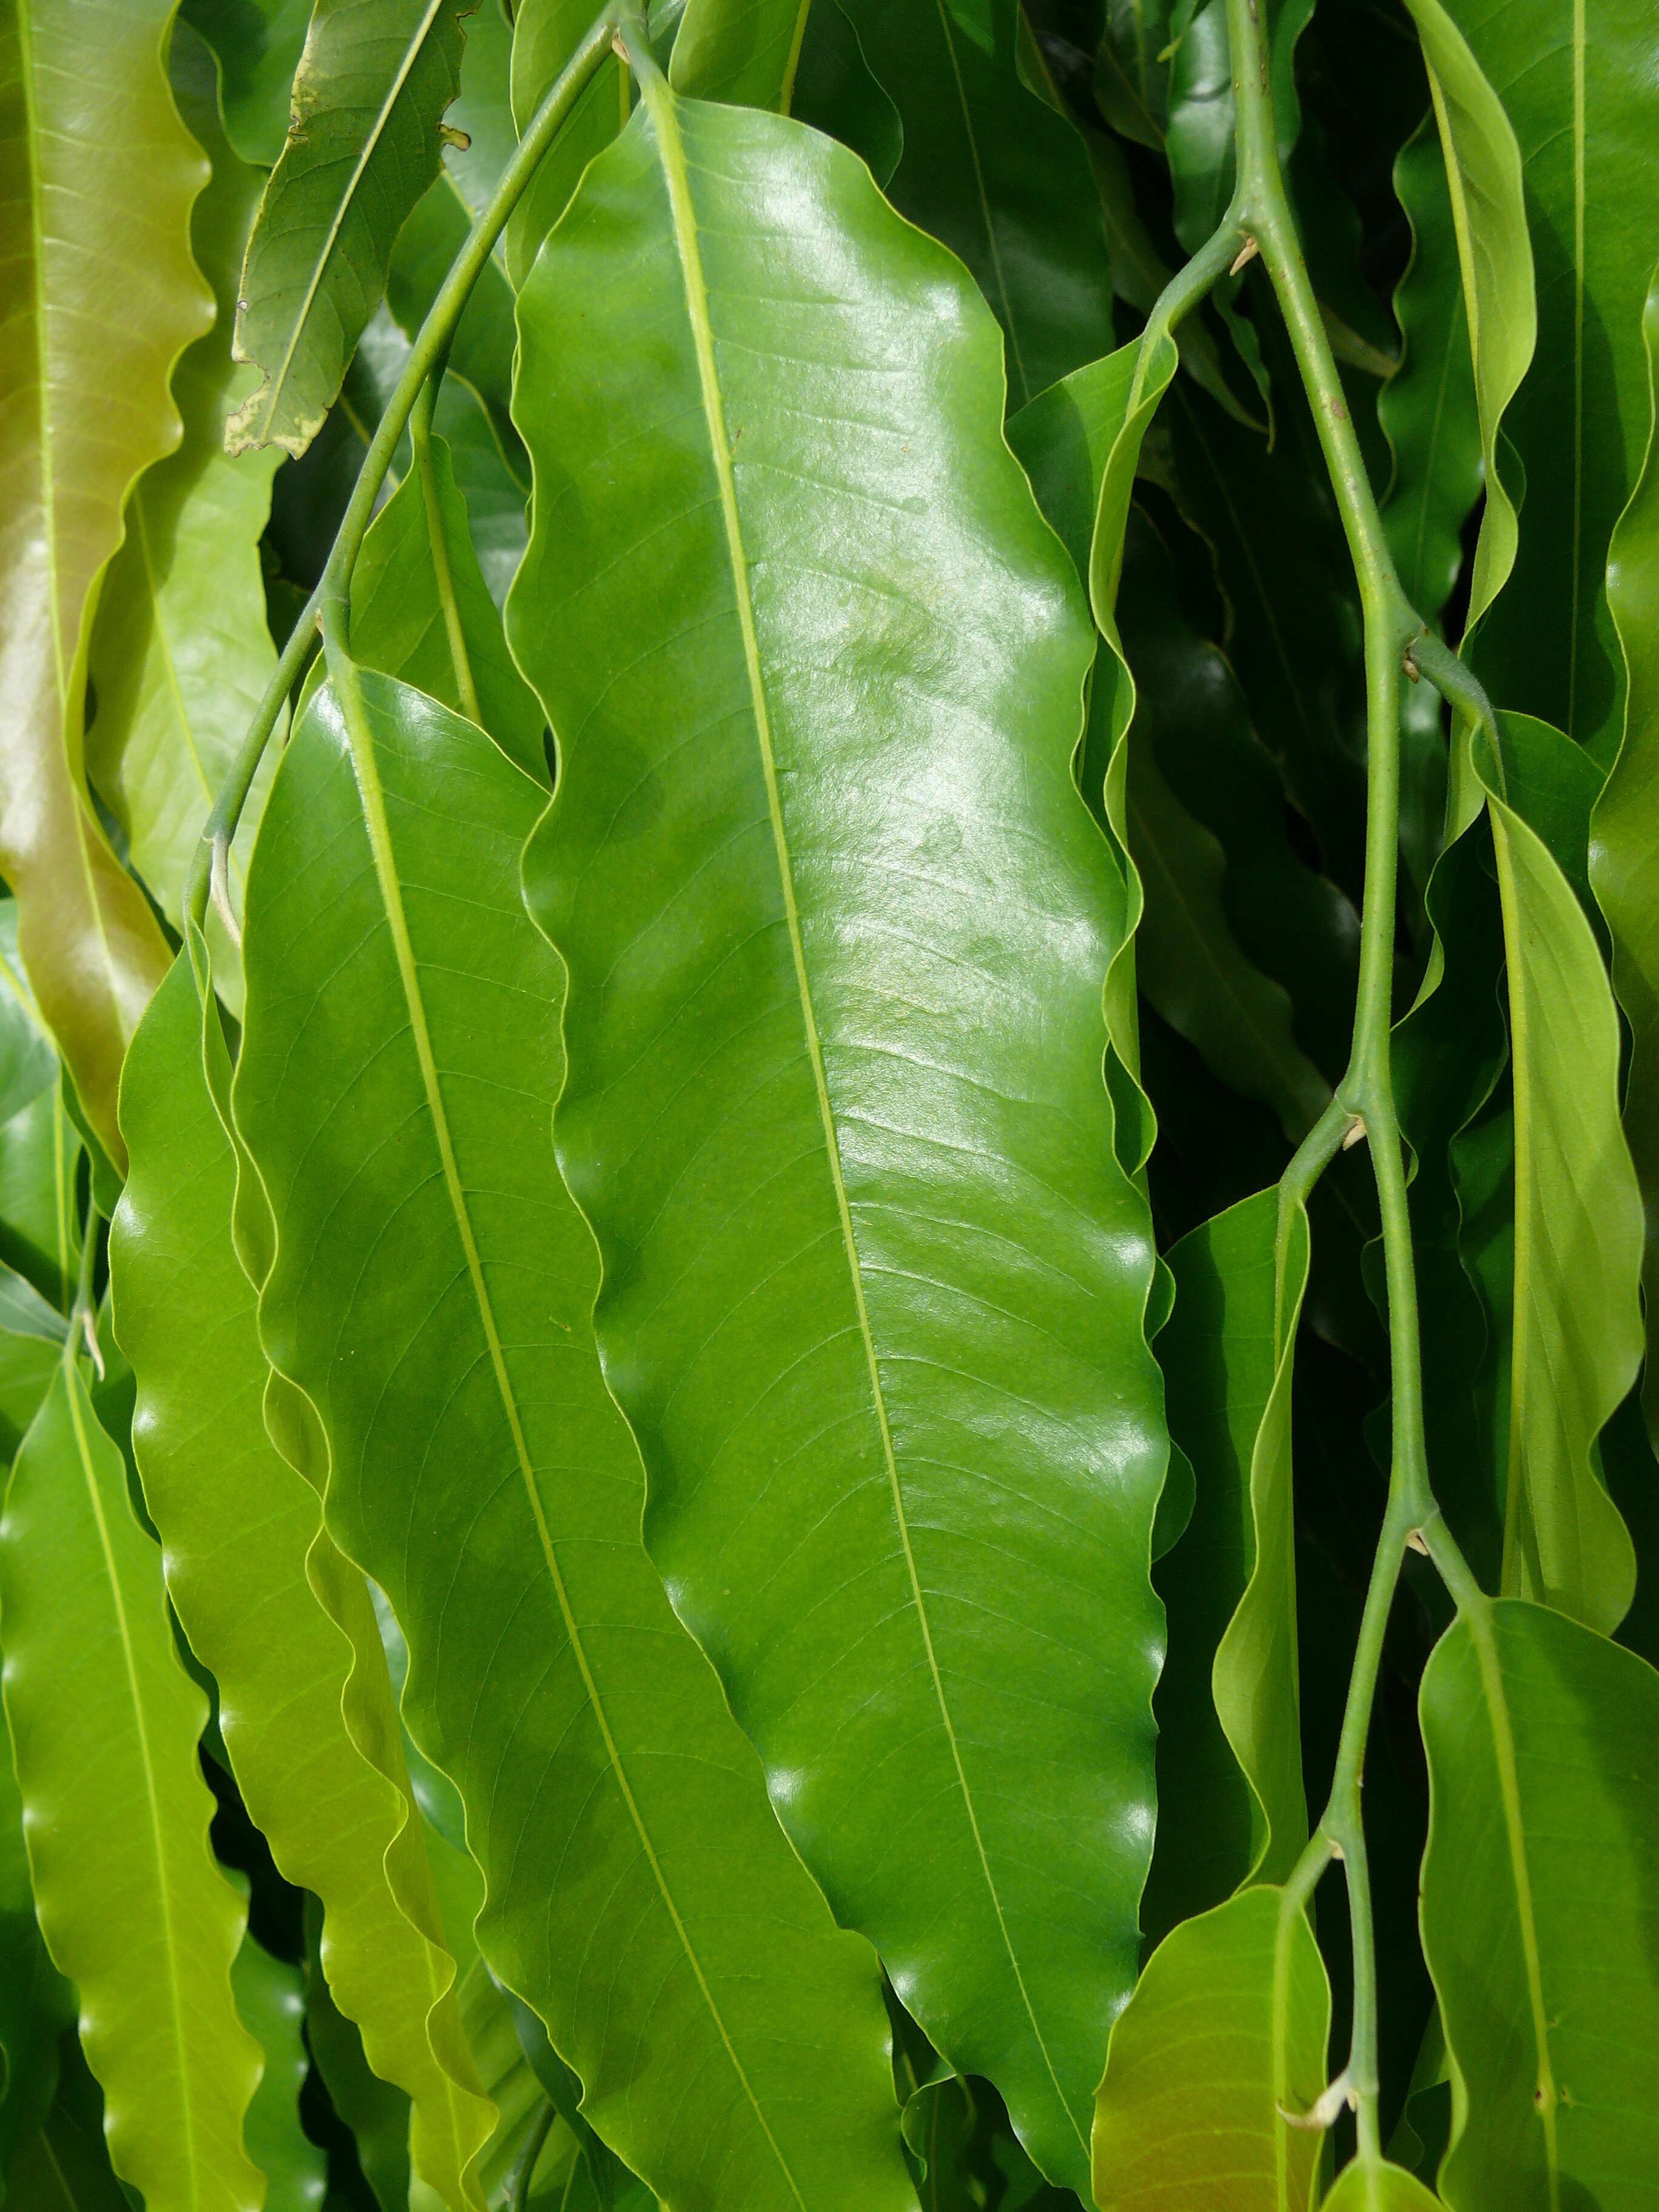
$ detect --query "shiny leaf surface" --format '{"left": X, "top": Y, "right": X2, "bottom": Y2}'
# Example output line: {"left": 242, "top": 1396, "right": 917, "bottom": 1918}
{"left": 509, "top": 82, "right": 1165, "bottom": 2191}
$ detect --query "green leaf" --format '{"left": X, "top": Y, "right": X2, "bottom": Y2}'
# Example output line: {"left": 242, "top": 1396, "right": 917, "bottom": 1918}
{"left": 303, "top": 1895, "right": 412, "bottom": 2212}
{"left": 231, "top": 1929, "right": 328, "bottom": 2212}
{"left": 1594, "top": 262, "right": 1659, "bottom": 1446}
{"left": 1396, "top": 0, "right": 1534, "bottom": 638}
{"left": 385, "top": 169, "right": 523, "bottom": 460}
{"left": 790, "top": 0, "right": 902, "bottom": 187}
{"left": 233, "top": 668, "right": 917, "bottom": 2212}
{"left": 504, "top": 0, "right": 631, "bottom": 289}
{"left": 182, "top": 0, "right": 313, "bottom": 164}
{"left": 1319, "top": 2158, "right": 1444, "bottom": 2210}
{"left": 0, "top": 906, "right": 59, "bottom": 1133}
{"left": 0, "top": 1698, "right": 73, "bottom": 2189}
{"left": 115, "top": 951, "right": 495, "bottom": 2211}
{"left": 1141, "top": 1189, "right": 1277, "bottom": 1945}
{"left": 229, "top": 0, "right": 471, "bottom": 457}
{"left": 1091, "top": 1885, "right": 1330, "bottom": 2212}
{"left": 0, "top": 1262, "right": 67, "bottom": 1347}
{"left": 1443, "top": 0, "right": 1659, "bottom": 754}
{"left": 1469, "top": 714, "right": 1642, "bottom": 1631}
{"left": 840, "top": 0, "right": 1115, "bottom": 409}
{"left": 0, "top": 1084, "right": 82, "bottom": 1321}
{"left": 0, "top": 1359, "right": 264, "bottom": 2212}
{"left": 7, "top": 2029, "right": 136, "bottom": 2212}
{"left": 442, "top": 0, "right": 519, "bottom": 216}
{"left": 1379, "top": 115, "right": 1484, "bottom": 622}
{"left": 508, "top": 82, "right": 1165, "bottom": 2193}
{"left": 670, "top": 0, "right": 810, "bottom": 106}
{"left": 1419, "top": 1597, "right": 1659, "bottom": 2207}
{"left": 0, "top": 0, "right": 204, "bottom": 1164}
{"left": 85, "top": 22, "right": 285, "bottom": 1014}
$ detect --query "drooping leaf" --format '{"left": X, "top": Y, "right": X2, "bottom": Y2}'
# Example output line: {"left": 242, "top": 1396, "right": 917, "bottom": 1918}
{"left": 1396, "top": 0, "right": 1534, "bottom": 638}
{"left": 1593, "top": 263, "right": 1659, "bottom": 1444}
{"left": 670, "top": 0, "right": 810, "bottom": 106}
{"left": 0, "top": 906, "right": 59, "bottom": 1134}
{"left": 1379, "top": 114, "right": 1484, "bottom": 622}
{"left": 231, "top": 1928, "right": 329, "bottom": 2212}
{"left": 1419, "top": 1597, "right": 1659, "bottom": 2207}
{"left": 504, "top": 0, "right": 631, "bottom": 289}
{"left": 1091, "top": 1885, "right": 1330, "bottom": 2212}
{"left": 840, "top": 0, "right": 1115, "bottom": 409}
{"left": 1442, "top": 0, "right": 1659, "bottom": 755}
{"left": 0, "top": 1698, "right": 73, "bottom": 2191}
{"left": 85, "top": 22, "right": 284, "bottom": 1013}
{"left": 229, "top": 0, "right": 472, "bottom": 457}
{"left": 182, "top": 0, "right": 313, "bottom": 164}
{"left": 0, "top": 1358, "right": 264, "bottom": 2212}
{"left": 1141, "top": 1189, "right": 1277, "bottom": 1946}
{"left": 509, "top": 81, "right": 1166, "bottom": 2193}
{"left": 790, "top": 0, "right": 902, "bottom": 187}
{"left": 112, "top": 951, "right": 496, "bottom": 2212}
{"left": 0, "top": 0, "right": 205, "bottom": 1164}
{"left": 233, "top": 667, "right": 918, "bottom": 2212}
{"left": 1469, "top": 714, "right": 1641, "bottom": 1631}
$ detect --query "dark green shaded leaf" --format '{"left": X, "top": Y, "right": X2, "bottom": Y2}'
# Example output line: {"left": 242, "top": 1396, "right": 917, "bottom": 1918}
{"left": 0, "top": 1708, "right": 73, "bottom": 2189}
{"left": 671, "top": 0, "right": 809, "bottom": 106}
{"left": 0, "top": 907, "right": 58, "bottom": 1133}
{"left": 791, "top": 0, "right": 901, "bottom": 187}
{"left": 505, "top": 0, "right": 631, "bottom": 289}
{"left": 183, "top": 0, "right": 313, "bottom": 164}
{"left": 232, "top": 1928, "right": 328, "bottom": 2212}
{"left": 510, "top": 83, "right": 1165, "bottom": 2190}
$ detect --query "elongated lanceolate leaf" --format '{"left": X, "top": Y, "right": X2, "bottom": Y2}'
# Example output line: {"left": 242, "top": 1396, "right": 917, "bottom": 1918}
{"left": 0, "top": 1359, "right": 264, "bottom": 2212}
{"left": 232, "top": 1929, "right": 327, "bottom": 2212}
{"left": 1594, "top": 264, "right": 1659, "bottom": 1444}
{"left": 509, "top": 84, "right": 1165, "bottom": 2193}
{"left": 0, "top": 0, "right": 205, "bottom": 1162}
{"left": 1398, "top": 0, "right": 1533, "bottom": 637}
{"left": 0, "top": 1699, "right": 73, "bottom": 2188}
{"left": 1470, "top": 716, "right": 1641, "bottom": 1631}
{"left": 1420, "top": 1598, "right": 1659, "bottom": 2208}
{"left": 85, "top": 24, "right": 284, "bottom": 1013}
{"left": 113, "top": 953, "right": 496, "bottom": 2212}
{"left": 840, "top": 0, "right": 1114, "bottom": 409}
{"left": 233, "top": 668, "right": 917, "bottom": 2212}
{"left": 1444, "top": 0, "right": 1659, "bottom": 755}
{"left": 506, "top": 0, "right": 631, "bottom": 289}
{"left": 1092, "top": 1885, "right": 1330, "bottom": 2212}
{"left": 1379, "top": 115, "right": 1483, "bottom": 622}
{"left": 229, "top": 0, "right": 471, "bottom": 456}
{"left": 671, "top": 0, "right": 810, "bottom": 107}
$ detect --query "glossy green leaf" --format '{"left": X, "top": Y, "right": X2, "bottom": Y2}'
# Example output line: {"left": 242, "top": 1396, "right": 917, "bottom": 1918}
{"left": 1397, "top": 0, "right": 1533, "bottom": 637}
{"left": 1379, "top": 114, "right": 1484, "bottom": 622}
{"left": 1444, "top": 0, "right": 1659, "bottom": 754}
{"left": 790, "top": 0, "right": 901, "bottom": 187}
{"left": 1594, "top": 263, "right": 1659, "bottom": 1444}
{"left": 85, "top": 22, "right": 284, "bottom": 1013}
{"left": 113, "top": 951, "right": 497, "bottom": 2212}
{"left": 385, "top": 153, "right": 523, "bottom": 460}
{"left": 0, "top": 1698, "right": 73, "bottom": 2190}
{"left": 1469, "top": 714, "right": 1641, "bottom": 1631}
{"left": 0, "top": 0, "right": 204, "bottom": 1164}
{"left": 303, "top": 1893, "right": 413, "bottom": 2212}
{"left": 840, "top": 0, "right": 1114, "bottom": 408}
{"left": 1141, "top": 1189, "right": 1277, "bottom": 1945}
{"left": 229, "top": 0, "right": 471, "bottom": 456}
{"left": 0, "top": 1262, "right": 67, "bottom": 1347}
{"left": 0, "top": 907, "right": 58, "bottom": 1133}
{"left": 505, "top": 0, "right": 631, "bottom": 289}
{"left": 0, "top": 1358, "right": 264, "bottom": 2212}
{"left": 182, "top": 0, "right": 313, "bottom": 164}
{"left": 1320, "top": 2158, "right": 1444, "bottom": 2211}
{"left": 233, "top": 665, "right": 917, "bottom": 2212}
{"left": 232, "top": 1928, "right": 328, "bottom": 2212}
{"left": 509, "top": 82, "right": 1165, "bottom": 2191}
{"left": 670, "top": 0, "right": 809, "bottom": 106}
{"left": 1420, "top": 1598, "right": 1659, "bottom": 2208}
{"left": 0, "top": 1083, "right": 81, "bottom": 1322}
{"left": 7, "top": 2029, "right": 135, "bottom": 2212}
{"left": 1092, "top": 1885, "right": 1330, "bottom": 2212}
{"left": 1164, "top": 0, "right": 1312, "bottom": 252}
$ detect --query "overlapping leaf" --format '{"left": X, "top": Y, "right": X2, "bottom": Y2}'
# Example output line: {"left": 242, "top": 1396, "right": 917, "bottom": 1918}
{"left": 505, "top": 0, "right": 631, "bottom": 288}
{"left": 233, "top": 665, "right": 917, "bottom": 2212}
{"left": 184, "top": 0, "right": 313, "bottom": 164}
{"left": 0, "top": 0, "right": 206, "bottom": 1162}
{"left": 509, "top": 79, "right": 1165, "bottom": 2191}
{"left": 671, "top": 0, "right": 808, "bottom": 106}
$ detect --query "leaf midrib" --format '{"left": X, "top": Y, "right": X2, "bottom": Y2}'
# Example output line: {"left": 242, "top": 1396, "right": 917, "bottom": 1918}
{"left": 638, "top": 72, "right": 1087, "bottom": 2161}
{"left": 330, "top": 659, "right": 808, "bottom": 2207}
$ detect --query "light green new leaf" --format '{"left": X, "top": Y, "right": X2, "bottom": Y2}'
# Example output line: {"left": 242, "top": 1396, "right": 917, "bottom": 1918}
{"left": 505, "top": 0, "right": 631, "bottom": 289}
{"left": 232, "top": 1929, "right": 328, "bottom": 2212}
{"left": 1594, "top": 264, "right": 1659, "bottom": 1444}
{"left": 113, "top": 952, "right": 496, "bottom": 2212}
{"left": 1444, "top": 0, "right": 1659, "bottom": 754}
{"left": 1092, "top": 1886, "right": 1330, "bottom": 2212}
{"left": 1470, "top": 715, "right": 1641, "bottom": 1632}
{"left": 841, "top": 0, "right": 1114, "bottom": 409}
{"left": 1421, "top": 1598, "right": 1659, "bottom": 2208}
{"left": 1379, "top": 115, "right": 1484, "bottom": 622}
{"left": 670, "top": 0, "right": 810, "bottom": 107}
{"left": 1141, "top": 1190, "right": 1277, "bottom": 1945}
{"left": 0, "top": 0, "right": 206, "bottom": 1164}
{"left": 233, "top": 668, "right": 917, "bottom": 2212}
{"left": 182, "top": 0, "right": 313, "bottom": 163}
{"left": 510, "top": 83, "right": 1165, "bottom": 2194}
{"left": 1397, "top": 0, "right": 1533, "bottom": 637}
{"left": 229, "top": 0, "right": 471, "bottom": 456}
{"left": 85, "top": 23, "right": 284, "bottom": 1014}
{"left": 0, "top": 1358, "right": 264, "bottom": 2212}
